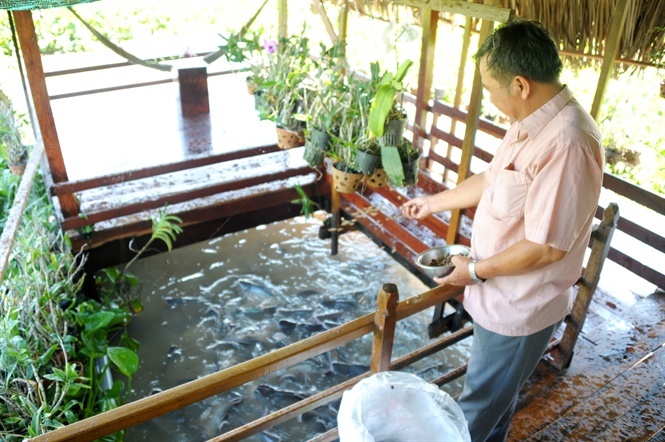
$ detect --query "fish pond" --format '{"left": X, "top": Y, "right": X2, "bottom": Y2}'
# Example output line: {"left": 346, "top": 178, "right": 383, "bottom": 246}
{"left": 124, "top": 213, "right": 471, "bottom": 441}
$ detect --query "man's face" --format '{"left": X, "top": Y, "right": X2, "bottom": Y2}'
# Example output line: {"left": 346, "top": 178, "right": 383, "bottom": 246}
{"left": 479, "top": 56, "right": 518, "bottom": 122}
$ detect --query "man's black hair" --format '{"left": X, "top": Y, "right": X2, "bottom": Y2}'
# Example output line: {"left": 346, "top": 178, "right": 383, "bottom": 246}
{"left": 474, "top": 19, "right": 563, "bottom": 85}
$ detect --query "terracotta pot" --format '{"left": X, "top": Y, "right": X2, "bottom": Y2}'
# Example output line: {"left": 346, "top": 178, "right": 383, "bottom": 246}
{"left": 8, "top": 162, "right": 26, "bottom": 176}
{"left": 366, "top": 168, "right": 389, "bottom": 188}
{"left": 276, "top": 126, "right": 305, "bottom": 149}
{"left": 332, "top": 163, "right": 363, "bottom": 194}
{"left": 246, "top": 76, "right": 257, "bottom": 95}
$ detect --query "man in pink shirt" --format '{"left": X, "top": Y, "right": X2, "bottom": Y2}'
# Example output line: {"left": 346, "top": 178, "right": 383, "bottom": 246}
{"left": 401, "top": 19, "right": 603, "bottom": 441}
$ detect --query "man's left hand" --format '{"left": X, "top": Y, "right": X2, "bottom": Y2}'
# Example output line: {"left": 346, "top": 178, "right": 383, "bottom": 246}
{"left": 435, "top": 255, "right": 474, "bottom": 286}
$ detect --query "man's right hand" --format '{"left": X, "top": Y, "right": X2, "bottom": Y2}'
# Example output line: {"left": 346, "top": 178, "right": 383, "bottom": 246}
{"left": 400, "top": 196, "right": 432, "bottom": 220}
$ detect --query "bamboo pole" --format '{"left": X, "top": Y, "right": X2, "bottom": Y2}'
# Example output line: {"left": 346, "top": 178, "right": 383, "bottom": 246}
{"left": 278, "top": 0, "right": 288, "bottom": 39}
{"left": 445, "top": 13, "right": 494, "bottom": 246}
{"left": 0, "top": 140, "right": 44, "bottom": 283}
{"left": 443, "top": 15, "right": 472, "bottom": 184}
{"left": 413, "top": 8, "right": 439, "bottom": 153}
{"left": 590, "top": 0, "right": 631, "bottom": 120}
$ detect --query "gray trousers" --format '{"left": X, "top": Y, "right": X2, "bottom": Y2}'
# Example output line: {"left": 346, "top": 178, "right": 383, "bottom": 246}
{"left": 457, "top": 320, "right": 561, "bottom": 442}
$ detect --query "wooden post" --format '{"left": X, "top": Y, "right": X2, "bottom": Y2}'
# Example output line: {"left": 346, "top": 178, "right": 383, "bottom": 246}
{"left": 177, "top": 65, "right": 209, "bottom": 116}
{"left": 590, "top": 0, "right": 630, "bottom": 120}
{"left": 331, "top": 183, "right": 340, "bottom": 256}
{"left": 445, "top": 16, "right": 494, "bottom": 245}
{"left": 550, "top": 203, "right": 620, "bottom": 371}
{"left": 413, "top": 8, "right": 439, "bottom": 154}
{"left": 370, "top": 283, "right": 399, "bottom": 373}
{"left": 12, "top": 10, "right": 79, "bottom": 218}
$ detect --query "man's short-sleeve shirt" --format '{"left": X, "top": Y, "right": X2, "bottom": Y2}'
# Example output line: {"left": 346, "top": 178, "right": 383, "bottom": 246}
{"left": 464, "top": 86, "right": 604, "bottom": 337}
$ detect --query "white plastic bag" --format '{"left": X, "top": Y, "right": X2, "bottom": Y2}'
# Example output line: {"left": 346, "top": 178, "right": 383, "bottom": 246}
{"left": 337, "top": 371, "right": 470, "bottom": 442}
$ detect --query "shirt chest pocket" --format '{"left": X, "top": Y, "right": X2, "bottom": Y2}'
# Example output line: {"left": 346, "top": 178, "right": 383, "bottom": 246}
{"left": 488, "top": 169, "right": 532, "bottom": 220}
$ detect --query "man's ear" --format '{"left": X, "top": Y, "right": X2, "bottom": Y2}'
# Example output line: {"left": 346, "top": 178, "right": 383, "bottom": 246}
{"left": 513, "top": 75, "right": 530, "bottom": 99}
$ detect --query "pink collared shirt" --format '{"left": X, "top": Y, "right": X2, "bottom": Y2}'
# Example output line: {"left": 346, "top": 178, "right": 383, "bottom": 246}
{"left": 464, "top": 86, "right": 604, "bottom": 336}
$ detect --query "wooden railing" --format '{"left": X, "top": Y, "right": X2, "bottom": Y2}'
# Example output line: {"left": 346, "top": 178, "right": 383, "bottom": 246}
{"left": 29, "top": 283, "right": 469, "bottom": 441}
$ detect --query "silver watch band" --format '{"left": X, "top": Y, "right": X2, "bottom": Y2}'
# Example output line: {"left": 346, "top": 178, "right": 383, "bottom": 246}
{"left": 469, "top": 260, "right": 486, "bottom": 284}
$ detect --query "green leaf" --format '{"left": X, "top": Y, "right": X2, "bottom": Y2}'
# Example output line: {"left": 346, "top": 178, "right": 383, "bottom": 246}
{"left": 107, "top": 347, "right": 139, "bottom": 378}
{"left": 369, "top": 84, "right": 397, "bottom": 138}
{"left": 381, "top": 146, "right": 405, "bottom": 187}
{"left": 394, "top": 60, "right": 414, "bottom": 82}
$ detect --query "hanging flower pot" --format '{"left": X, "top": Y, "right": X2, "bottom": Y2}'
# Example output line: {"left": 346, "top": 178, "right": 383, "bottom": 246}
{"left": 303, "top": 127, "right": 331, "bottom": 167}
{"left": 254, "top": 90, "right": 265, "bottom": 111}
{"left": 8, "top": 161, "right": 26, "bottom": 176}
{"left": 304, "top": 144, "right": 325, "bottom": 166}
{"left": 355, "top": 149, "right": 383, "bottom": 174}
{"left": 378, "top": 118, "right": 407, "bottom": 147}
{"left": 246, "top": 75, "right": 257, "bottom": 95}
{"left": 332, "top": 162, "right": 364, "bottom": 194}
{"left": 276, "top": 126, "right": 305, "bottom": 149}
{"left": 309, "top": 127, "right": 331, "bottom": 151}
{"left": 366, "top": 168, "right": 389, "bottom": 188}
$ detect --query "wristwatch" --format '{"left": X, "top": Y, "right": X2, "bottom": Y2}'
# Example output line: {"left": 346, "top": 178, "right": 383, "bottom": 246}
{"left": 468, "top": 260, "right": 486, "bottom": 284}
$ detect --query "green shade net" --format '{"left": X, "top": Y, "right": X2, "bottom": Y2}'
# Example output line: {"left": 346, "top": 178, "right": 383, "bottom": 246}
{"left": 0, "top": 0, "right": 98, "bottom": 10}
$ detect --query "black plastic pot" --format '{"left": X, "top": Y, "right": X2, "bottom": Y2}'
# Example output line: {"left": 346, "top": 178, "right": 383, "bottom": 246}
{"left": 355, "top": 149, "right": 382, "bottom": 174}
{"left": 379, "top": 118, "right": 407, "bottom": 147}
{"left": 401, "top": 154, "right": 420, "bottom": 187}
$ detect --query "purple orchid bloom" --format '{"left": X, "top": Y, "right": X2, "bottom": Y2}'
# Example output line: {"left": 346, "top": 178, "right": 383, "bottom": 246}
{"left": 263, "top": 39, "right": 278, "bottom": 54}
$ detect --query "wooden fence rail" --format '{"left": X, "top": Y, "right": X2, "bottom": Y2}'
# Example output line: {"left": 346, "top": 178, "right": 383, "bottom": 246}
{"left": 29, "top": 283, "right": 467, "bottom": 441}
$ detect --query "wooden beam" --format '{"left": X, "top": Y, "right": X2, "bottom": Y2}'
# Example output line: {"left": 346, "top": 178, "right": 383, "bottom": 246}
{"left": 313, "top": 0, "right": 338, "bottom": 43}
{"left": 393, "top": 0, "right": 513, "bottom": 22}
{"left": 590, "top": 0, "right": 630, "bottom": 120}
{"left": 51, "top": 144, "right": 281, "bottom": 196}
{"left": 413, "top": 8, "right": 439, "bottom": 151}
{"left": 446, "top": 12, "right": 494, "bottom": 245}
{"left": 12, "top": 10, "right": 79, "bottom": 218}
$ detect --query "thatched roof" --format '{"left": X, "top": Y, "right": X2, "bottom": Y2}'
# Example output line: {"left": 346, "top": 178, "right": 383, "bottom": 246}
{"left": 322, "top": 0, "right": 665, "bottom": 68}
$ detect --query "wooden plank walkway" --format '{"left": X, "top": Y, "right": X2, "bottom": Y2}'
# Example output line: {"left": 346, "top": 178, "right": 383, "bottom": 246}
{"left": 48, "top": 71, "right": 665, "bottom": 441}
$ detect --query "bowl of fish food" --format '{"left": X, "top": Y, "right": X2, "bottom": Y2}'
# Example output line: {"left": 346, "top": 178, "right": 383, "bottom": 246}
{"left": 415, "top": 245, "right": 471, "bottom": 278}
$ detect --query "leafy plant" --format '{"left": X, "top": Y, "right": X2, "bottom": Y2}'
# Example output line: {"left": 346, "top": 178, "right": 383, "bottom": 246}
{"left": 203, "top": 0, "right": 269, "bottom": 65}
{"left": 0, "top": 177, "right": 135, "bottom": 440}
{"left": 256, "top": 28, "right": 315, "bottom": 131}
{"left": 0, "top": 89, "right": 28, "bottom": 168}
{"left": 291, "top": 184, "right": 319, "bottom": 219}
{"left": 368, "top": 59, "right": 413, "bottom": 138}
{"left": 96, "top": 207, "right": 183, "bottom": 315}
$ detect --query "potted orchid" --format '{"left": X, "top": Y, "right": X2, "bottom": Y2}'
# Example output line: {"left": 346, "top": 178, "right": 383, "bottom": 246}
{"left": 257, "top": 29, "right": 315, "bottom": 149}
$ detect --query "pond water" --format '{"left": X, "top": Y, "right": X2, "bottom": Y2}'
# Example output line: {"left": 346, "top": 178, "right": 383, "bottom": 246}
{"left": 123, "top": 213, "right": 471, "bottom": 441}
